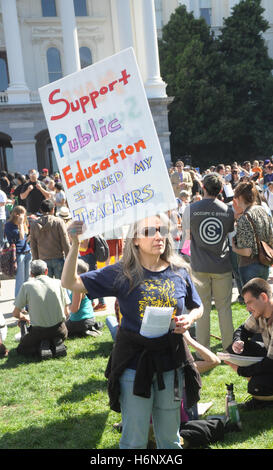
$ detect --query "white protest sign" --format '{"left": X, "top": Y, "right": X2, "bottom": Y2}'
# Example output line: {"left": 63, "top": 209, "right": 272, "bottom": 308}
{"left": 39, "top": 47, "right": 176, "bottom": 240}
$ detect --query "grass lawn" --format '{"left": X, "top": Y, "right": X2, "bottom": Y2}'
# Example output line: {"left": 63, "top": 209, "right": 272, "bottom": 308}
{"left": 0, "top": 305, "right": 273, "bottom": 450}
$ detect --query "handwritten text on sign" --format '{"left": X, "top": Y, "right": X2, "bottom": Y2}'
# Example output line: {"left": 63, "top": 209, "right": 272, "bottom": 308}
{"left": 39, "top": 48, "right": 176, "bottom": 239}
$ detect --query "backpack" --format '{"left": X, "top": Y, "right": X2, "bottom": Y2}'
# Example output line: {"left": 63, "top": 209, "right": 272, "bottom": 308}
{"left": 93, "top": 235, "right": 110, "bottom": 262}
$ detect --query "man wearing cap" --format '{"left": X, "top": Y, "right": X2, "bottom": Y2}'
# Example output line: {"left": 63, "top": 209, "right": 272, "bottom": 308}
{"left": 183, "top": 173, "right": 235, "bottom": 353}
{"left": 170, "top": 160, "right": 193, "bottom": 197}
{"left": 39, "top": 168, "right": 49, "bottom": 181}
{"left": 30, "top": 199, "right": 71, "bottom": 279}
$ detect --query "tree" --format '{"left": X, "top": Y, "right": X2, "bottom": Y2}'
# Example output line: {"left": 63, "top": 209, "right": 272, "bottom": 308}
{"left": 159, "top": 1, "right": 273, "bottom": 168}
{"left": 159, "top": 6, "right": 230, "bottom": 167}
{"left": 218, "top": 0, "right": 273, "bottom": 161}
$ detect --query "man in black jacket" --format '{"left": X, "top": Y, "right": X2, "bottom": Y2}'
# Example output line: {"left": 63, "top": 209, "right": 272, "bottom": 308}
{"left": 225, "top": 277, "right": 273, "bottom": 410}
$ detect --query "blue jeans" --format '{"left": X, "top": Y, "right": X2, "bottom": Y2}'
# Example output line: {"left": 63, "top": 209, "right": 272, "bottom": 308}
{"left": 239, "top": 263, "right": 269, "bottom": 287}
{"left": 119, "top": 368, "right": 183, "bottom": 449}
{"left": 15, "top": 251, "right": 32, "bottom": 298}
{"left": 229, "top": 247, "right": 243, "bottom": 296}
{"left": 106, "top": 316, "right": 118, "bottom": 341}
{"left": 44, "top": 258, "right": 64, "bottom": 279}
{"left": 0, "top": 219, "right": 5, "bottom": 249}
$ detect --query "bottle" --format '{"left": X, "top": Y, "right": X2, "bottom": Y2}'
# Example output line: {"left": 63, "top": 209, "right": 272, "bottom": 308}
{"left": 225, "top": 383, "right": 242, "bottom": 430}
{"left": 19, "top": 320, "right": 28, "bottom": 338}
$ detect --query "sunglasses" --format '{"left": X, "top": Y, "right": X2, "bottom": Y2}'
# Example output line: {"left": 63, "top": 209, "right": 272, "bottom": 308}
{"left": 138, "top": 226, "right": 169, "bottom": 238}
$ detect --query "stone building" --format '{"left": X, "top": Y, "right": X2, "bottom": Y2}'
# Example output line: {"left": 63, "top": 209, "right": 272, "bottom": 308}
{"left": 0, "top": 0, "right": 175, "bottom": 174}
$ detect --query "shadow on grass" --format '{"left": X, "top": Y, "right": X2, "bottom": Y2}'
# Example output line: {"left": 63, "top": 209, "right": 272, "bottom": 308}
{"left": 73, "top": 340, "right": 113, "bottom": 360}
{"left": 0, "top": 336, "right": 113, "bottom": 370}
{"left": 58, "top": 378, "right": 108, "bottom": 404}
{"left": 0, "top": 411, "right": 114, "bottom": 449}
{"left": 0, "top": 347, "right": 40, "bottom": 369}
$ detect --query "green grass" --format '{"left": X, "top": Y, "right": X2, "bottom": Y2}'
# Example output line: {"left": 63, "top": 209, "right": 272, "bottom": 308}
{"left": 0, "top": 317, "right": 121, "bottom": 450}
{"left": 0, "top": 306, "right": 273, "bottom": 450}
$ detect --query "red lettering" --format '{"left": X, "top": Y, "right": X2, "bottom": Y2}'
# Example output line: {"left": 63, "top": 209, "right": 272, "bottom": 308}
{"left": 109, "top": 148, "right": 119, "bottom": 164}
{"left": 48, "top": 70, "right": 131, "bottom": 120}
{"left": 79, "top": 95, "right": 90, "bottom": 114}
{"left": 70, "top": 100, "right": 80, "bottom": 112}
{"left": 90, "top": 90, "right": 99, "bottom": 109}
{"left": 49, "top": 89, "right": 70, "bottom": 121}
{"left": 108, "top": 80, "right": 118, "bottom": 91}
{"left": 62, "top": 165, "right": 76, "bottom": 189}
{"left": 119, "top": 69, "right": 131, "bottom": 85}
{"left": 75, "top": 161, "right": 86, "bottom": 184}
{"left": 100, "top": 86, "right": 108, "bottom": 95}
{"left": 92, "top": 163, "right": 100, "bottom": 174}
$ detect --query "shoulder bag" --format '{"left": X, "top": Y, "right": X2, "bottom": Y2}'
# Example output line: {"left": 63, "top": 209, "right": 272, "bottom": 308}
{"left": 245, "top": 212, "right": 273, "bottom": 266}
{"left": 0, "top": 241, "right": 17, "bottom": 278}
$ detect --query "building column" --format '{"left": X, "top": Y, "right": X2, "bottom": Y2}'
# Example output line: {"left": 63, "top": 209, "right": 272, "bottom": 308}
{"left": 58, "top": 0, "right": 81, "bottom": 75}
{"left": 212, "top": 0, "right": 224, "bottom": 28}
{"left": 140, "top": 0, "right": 166, "bottom": 98}
{"left": 191, "top": 0, "right": 200, "bottom": 18}
{"left": 180, "top": 0, "right": 191, "bottom": 13}
{"left": 1, "top": 0, "right": 29, "bottom": 104}
{"left": 229, "top": 0, "right": 240, "bottom": 15}
{"left": 111, "top": 0, "right": 134, "bottom": 51}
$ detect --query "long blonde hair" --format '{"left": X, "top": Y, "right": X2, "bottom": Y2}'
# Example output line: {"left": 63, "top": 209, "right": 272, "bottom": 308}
{"left": 118, "top": 213, "right": 189, "bottom": 291}
{"left": 9, "top": 205, "right": 28, "bottom": 232}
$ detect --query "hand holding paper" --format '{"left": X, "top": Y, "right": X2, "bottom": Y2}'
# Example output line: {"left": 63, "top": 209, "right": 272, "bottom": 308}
{"left": 140, "top": 307, "right": 174, "bottom": 338}
{"left": 232, "top": 340, "right": 245, "bottom": 354}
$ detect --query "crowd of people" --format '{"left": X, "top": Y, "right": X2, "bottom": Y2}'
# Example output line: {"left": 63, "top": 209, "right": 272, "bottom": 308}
{"left": 0, "top": 157, "right": 273, "bottom": 449}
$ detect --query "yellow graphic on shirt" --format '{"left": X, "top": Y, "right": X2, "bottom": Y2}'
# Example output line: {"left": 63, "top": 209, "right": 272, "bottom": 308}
{"left": 139, "top": 279, "right": 177, "bottom": 319}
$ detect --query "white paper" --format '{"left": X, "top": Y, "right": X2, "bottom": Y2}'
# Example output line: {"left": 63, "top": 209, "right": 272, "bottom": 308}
{"left": 140, "top": 306, "right": 174, "bottom": 338}
{"left": 223, "top": 184, "right": 234, "bottom": 198}
{"left": 217, "top": 352, "right": 264, "bottom": 367}
{"left": 39, "top": 48, "right": 177, "bottom": 240}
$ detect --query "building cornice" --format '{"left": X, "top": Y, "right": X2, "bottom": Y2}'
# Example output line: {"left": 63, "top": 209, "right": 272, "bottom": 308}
{"left": 21, "top": 17, "right": 105, "bottom": 43}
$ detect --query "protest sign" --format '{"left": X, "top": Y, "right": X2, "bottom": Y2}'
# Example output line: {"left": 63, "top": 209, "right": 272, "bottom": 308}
{"left": 39, "top": 47, "right": 176, "bottom": 240}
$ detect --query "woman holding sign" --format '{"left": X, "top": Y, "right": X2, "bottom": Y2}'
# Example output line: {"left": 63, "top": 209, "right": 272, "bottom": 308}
{"left": 61, "top": 214, "right": 203, "bottom": 449}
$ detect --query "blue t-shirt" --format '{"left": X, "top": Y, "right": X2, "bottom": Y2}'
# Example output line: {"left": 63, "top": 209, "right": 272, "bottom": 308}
{"left": 4, "top": 221, "right": 30, "bottom": 254}
{"left": 81, "top": 263, "right": 201, "bottom": 334}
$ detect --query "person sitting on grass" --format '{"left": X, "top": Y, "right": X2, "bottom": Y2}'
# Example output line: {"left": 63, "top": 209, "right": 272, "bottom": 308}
{"left": 12, "top": 259, "right": 70, "bottom": 360}
{"left": 225, "top": 277, "right": 273, "bottom": 410}
{"left": 65, "top": 259, "right": 104, "bottom": 338}
{"left": 181, "top": 329, "right": 221, "bottom": 421}
{"left": 0, "top": 311, "right": 8, "bottom": 358}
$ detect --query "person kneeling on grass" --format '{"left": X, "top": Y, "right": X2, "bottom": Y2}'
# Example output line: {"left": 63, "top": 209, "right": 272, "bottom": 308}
{"left": 12, "top": 259, "right": 70, "bottom": 360}
{"left": 225, "top": 277, "right": 273, "bottom": 410}
{"left": 65, "top": 259, "right": 104, "bottom": 338}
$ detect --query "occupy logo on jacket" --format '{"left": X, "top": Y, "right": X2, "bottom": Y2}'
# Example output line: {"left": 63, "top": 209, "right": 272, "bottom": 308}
{"left": 199, "top": 218, "right": 223, "bottom": 245}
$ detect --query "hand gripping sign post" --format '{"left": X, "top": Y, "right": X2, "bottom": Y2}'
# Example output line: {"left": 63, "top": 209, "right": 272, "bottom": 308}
{"left": 39, "top": 48, "right": 176, "bottom": 240}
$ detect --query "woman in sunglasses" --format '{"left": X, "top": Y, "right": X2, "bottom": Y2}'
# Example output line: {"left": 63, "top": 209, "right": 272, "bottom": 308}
{"left": 230, "top": 167, "right": 240, "bottom": 189}
{"left": 61, "top": 214, "right": 203, "bottom": 449}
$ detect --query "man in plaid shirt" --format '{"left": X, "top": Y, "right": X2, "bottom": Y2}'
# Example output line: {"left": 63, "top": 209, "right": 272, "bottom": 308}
{"left": 225, "top": 277, "right": 273, "bottom": 410}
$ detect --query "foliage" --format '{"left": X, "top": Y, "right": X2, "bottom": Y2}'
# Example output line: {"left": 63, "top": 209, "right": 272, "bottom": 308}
{"left": 159, "top": 1, "right": 273, "bottom": 168}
